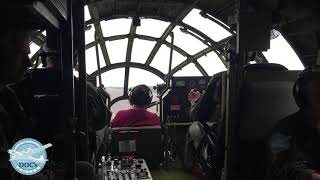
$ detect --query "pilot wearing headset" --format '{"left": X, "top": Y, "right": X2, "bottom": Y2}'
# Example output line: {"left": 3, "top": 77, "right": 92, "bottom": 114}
{"left": 268, "top": 65, "right": 320, "bottom": 180}
{"left": 111, "top": 84, "right": 160, "bottom": 127}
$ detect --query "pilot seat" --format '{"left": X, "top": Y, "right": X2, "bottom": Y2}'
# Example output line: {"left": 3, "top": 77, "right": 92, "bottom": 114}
{"left": 110, "top": 125, "right": 162, "bottom": 169}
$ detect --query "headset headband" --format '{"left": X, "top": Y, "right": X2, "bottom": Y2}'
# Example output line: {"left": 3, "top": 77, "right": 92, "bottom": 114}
{"left": 128, "top": 84, "right": 153, "bottom": 107}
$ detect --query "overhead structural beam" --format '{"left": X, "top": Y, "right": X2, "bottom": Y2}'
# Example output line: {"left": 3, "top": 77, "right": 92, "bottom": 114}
{"left": 126, "top": 21, "right": 137, "bottom": 63}
{"left": 84, "top": 30, "right": 229, "bottom": 77}
{"left": 194, "top": 61, "right": 208, "bottom": 76}
{"left": 182, "top": 23, "right": 217, "bottom": 46}
{"left": 85, "top": 16, "right": 231, "bottom": 54}
{"left": 123, "top": 21, "right": 137, "bottom": 93}
{"left": 33, "top": 1, "right": 60, "bottom": 29}
{"left": 200, "top": 11, "right": 235, "bottom": 35}
{"left": 88, "top": 5, "right": 111, "bottom": 65}
{"left": 32, "top": 34, "right": 46, "bottom": 46}
{"left": 214, "top": 49, "right": 228, "bottom": 67}
{"left": 85, "top": 34, "right": 190, "bottom": 57}
{"left": 171, "top": 47, "right": 213, "bottom": 74}
{"left": 82, "top": 3, "right": 234, "bottom": 78}
{"left": 89, "top": 62, "right": 166, "bottom": 80}
{"left": 171, "top": 37, "right": 230, "bottom": 75}
{"left": 145, "top": 0, "right": 200, "bottom": 65}
{"left": 31, "top": 51, "right": 41, "bottom": 64}
{"left": 30, "top": 30, "right": 45, "bottom": 44}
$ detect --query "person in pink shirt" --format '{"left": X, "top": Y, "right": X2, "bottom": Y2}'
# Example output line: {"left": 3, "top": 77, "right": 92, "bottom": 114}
{"left": 111, "top": 84, "right": 160, "bottom": 127}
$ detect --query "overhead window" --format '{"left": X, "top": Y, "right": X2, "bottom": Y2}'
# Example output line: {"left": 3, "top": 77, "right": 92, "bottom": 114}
{"left": 150, "top": 45, "right": 186, "bottom": 73}
{"left": 105, "top": 39, "right": 128, "bottom": 64}
{"left": 205, "top": 12, "right": 232, "bottom": 32}
{"left": 168, "top": 26, "right": 207, "bottom": 55}
{"left": 131, "top": 39, "right": 156, "bottom": 64}
{"left": 183, "top": 9, "right": 231, "bottom": 42}
{"left": 101, "top": 19, "right": 132, "bottom": 37}
{"left": 197, "top": 51, "right": 227, "bottom": 76}
{"left": 136, "top": 19, "right": 170, "bottom": 38}
{"left": 174, "top": 63, "right": 202, "bottom": 77}
{"left": 263, "top": 34, "right": 304, "bottom": 70}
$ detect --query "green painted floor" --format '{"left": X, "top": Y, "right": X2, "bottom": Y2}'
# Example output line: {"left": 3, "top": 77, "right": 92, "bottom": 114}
{"left": 151, "top": 169, "right": 196, "bottom": 180}
{"left": 150, "top": 160, "right": 196, "bottom": 180}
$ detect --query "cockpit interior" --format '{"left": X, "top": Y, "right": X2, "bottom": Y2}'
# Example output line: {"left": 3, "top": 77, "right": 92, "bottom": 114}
{"left": 1, "top": 0, "right": 320, "bottom": 180}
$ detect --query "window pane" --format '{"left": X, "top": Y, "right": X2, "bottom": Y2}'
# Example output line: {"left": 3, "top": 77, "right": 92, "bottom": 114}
{"left": 29, "top": 42, "right": 40, "bottom": 58}
{"left": 136, "top": 19, "right": 170, "bottom": 38}
{"left": 128, "top": 68, "right": 164, "bottom": 88}
{"left": 183, "top": 9, "right": 231, "bottom": 42}
{"left": 105, "top": 39, "right": 128, "bottom": 64}
{"left": 85, "top": 26, "right": 95, "bottom": 44}
{"left": 131, "top": 39, "right": 156, "bottom": 64}
{"left": 86, "top": 47, "right": 97, "bottom": 74}
{"left": 84, "top": 5, "right": 91, "bottom": 22}
{"left": 150, "top": 45, "right": 186, "bottom": 73}
{"left": 101, "top": 19, "right": 132, "bottom": 37}
{"left": 167, "top": 26, "right": 207, "bottom": 55}
{"left": 86, "top": 46, "right": 105, "bottom": 74}
{"left": 198, "top": 52, "right": 227, "bottom": 76}
{"left": 174, "top": 63, "right": 202, "bottom": 77}
{"left": 263, "top": 34, "right": 304, "bottom": 70}
{"left": 102, "top": 68, "right": 126, "bottom": 99}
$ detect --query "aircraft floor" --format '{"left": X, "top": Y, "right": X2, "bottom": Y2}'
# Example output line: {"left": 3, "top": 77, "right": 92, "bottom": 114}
{"left": 150, "top": 160, "right": 196, "bottom": 180}
{"left": 151, "top": 169, "right": 196, "bottom": 180}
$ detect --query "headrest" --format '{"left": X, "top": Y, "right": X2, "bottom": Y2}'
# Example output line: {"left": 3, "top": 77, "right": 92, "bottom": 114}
{"left": 207, "top": 71, "right": 227, "bottom": 89}
{"left": 244, "top": 63, "right": 287, "bottom": 74}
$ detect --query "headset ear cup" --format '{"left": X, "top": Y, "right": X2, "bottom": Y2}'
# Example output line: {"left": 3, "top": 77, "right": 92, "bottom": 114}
{"left": 147, "top": 87, "right": 153, "bottom": 105}
{"left": 128, "top": 88, "right": 134, "bottom": 105}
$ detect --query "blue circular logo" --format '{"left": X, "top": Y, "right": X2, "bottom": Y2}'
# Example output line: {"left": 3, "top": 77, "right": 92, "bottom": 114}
{"left": 8, "top": 138, "right": 52, "bottom": 175}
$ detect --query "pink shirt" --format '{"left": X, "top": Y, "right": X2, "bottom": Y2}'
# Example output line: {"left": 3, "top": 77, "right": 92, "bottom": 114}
{"left": 111, "top": 109, "right": 160, "bottom": 127}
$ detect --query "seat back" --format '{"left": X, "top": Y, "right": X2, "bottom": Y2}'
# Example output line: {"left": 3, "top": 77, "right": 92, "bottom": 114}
{"left": 191, "top": 71, "right": 227, "bottom": 123}
{"left": 14, "top": 69, "right": 66, "bottom": 161}
{"left": 111, "top": 126, "right": 162, "bottom": 169}
{"left": 236, "top": 65, "right": 299, "bottom": 179}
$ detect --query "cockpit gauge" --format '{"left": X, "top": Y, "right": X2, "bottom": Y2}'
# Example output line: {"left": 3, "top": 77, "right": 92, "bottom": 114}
{"left": 188, "top": 80, "right": 197, "bottom": 89}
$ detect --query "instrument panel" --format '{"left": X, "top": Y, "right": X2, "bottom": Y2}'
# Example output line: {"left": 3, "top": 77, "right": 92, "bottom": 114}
{"left": 97, "top": 156, "right": 152, "bottom": 180}
{"left": 161, "top": 76, "right": 211, "bottom": 123}
{"left": 172, "top": 77, "right": 209, "bottom": 90}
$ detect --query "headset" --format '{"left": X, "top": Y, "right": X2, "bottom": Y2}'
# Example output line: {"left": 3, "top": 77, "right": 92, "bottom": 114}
{"left": 293, "top": 65, "right": 320, "bottom": 108}
{"left": 128, "top": 84, "right": 153, "bottom": 107}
